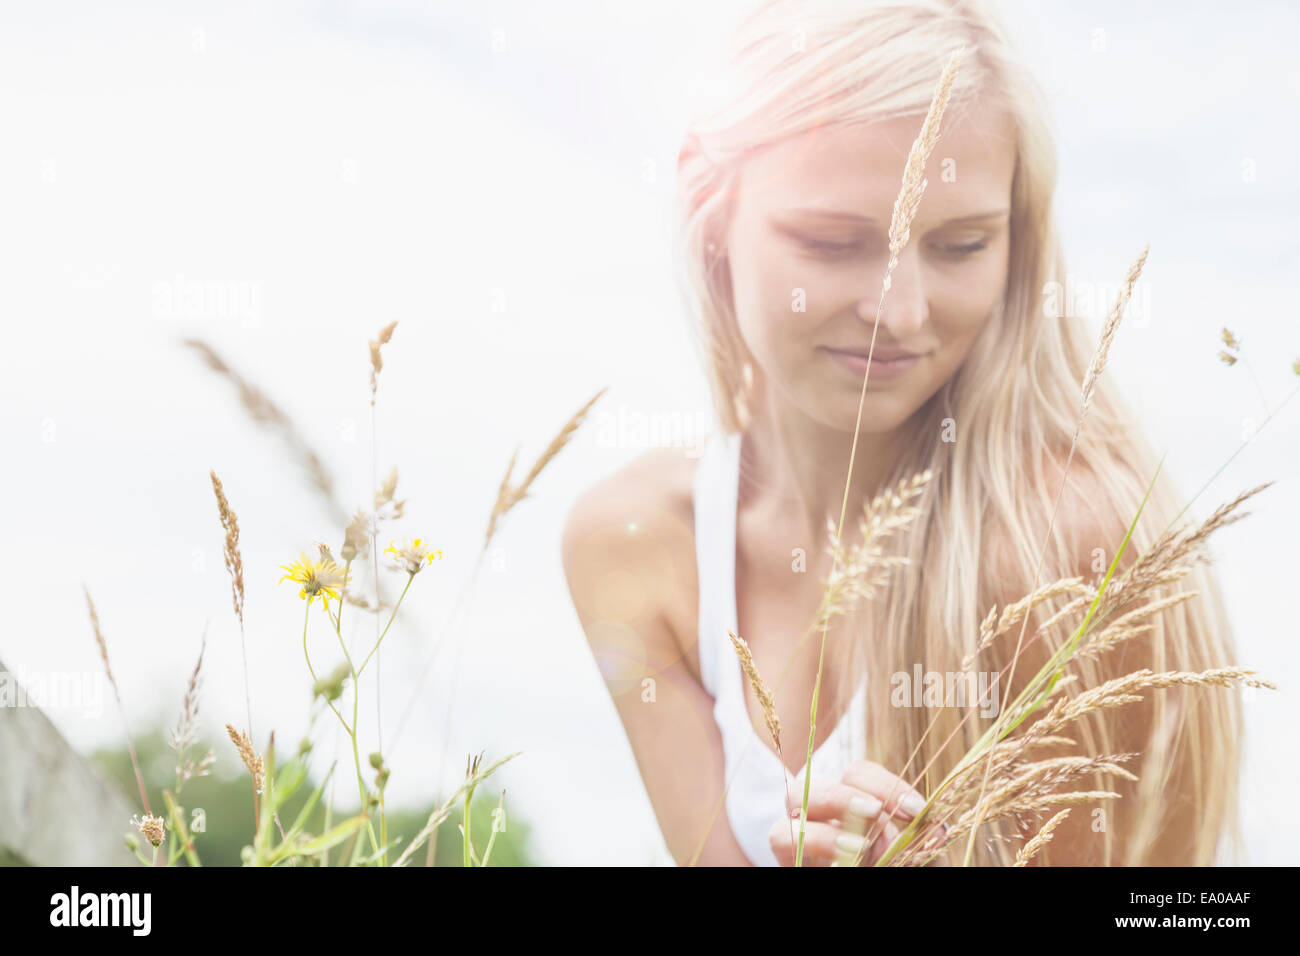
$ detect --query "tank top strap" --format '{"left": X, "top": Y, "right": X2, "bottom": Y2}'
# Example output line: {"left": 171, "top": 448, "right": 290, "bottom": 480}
{"left": 692, "top": 429, "right": 742, "bottom": 699}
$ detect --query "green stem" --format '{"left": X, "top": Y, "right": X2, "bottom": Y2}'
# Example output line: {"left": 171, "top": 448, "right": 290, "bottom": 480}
{"left": 308, "top": 591, "right": 379, "bottom": 861}
{"left": 1164, "top": 379, "right": 1300, "bottom": 534}
{"left": 794, "top": 632, "right": 827, "bottom": 868}
{"left": 162, "top": 790, "right": 201, "bottom": 867}
{"left": 357, "top": 573, "right": 414, "bottom": 678}
{"left": 1239, "top": 357, "right": 1272, "bottom": 420}
{"left": 336, "top": 558, "right": 353, "bottom": 634}
{"left": 348, "top": 661, "right": 381, "bottom": 860}
{"left": 380, "top": 792, "right": 388, "bottom": 865}
{"left": 480, "top": 791, "right": 505, "bottom": 867}
{"left": 462, "top": 782, "right": 475, "bottom": 867}
{"left": 303, "top": 601, "right": 353, "bottom": 736}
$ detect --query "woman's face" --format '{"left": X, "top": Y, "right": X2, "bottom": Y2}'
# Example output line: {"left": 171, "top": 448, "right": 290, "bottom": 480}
{"left": 724, "top": 103, "right": 1017, "bottom": 434}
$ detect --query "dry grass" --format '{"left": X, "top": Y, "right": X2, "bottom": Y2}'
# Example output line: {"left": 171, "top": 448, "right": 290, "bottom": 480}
{"left": 342, "top": 508, "right": 370, "bottom": 563}
{"left": 883, "top": 49, "right": 963, "bottom": 292}
{"left": 373, "top": 465, "right": 405, "bottom": 519}
{"left": 210, "top": 468, "right": 255, "bottom": 742}
{"left": 83, "top": 584, "right": 116, "bottom": 689}
{"left": 484, "top": 387, "right": 609, "bottom": 548}
{"left": 860, "top": 477, "right": 1277, "bottom": 866}
{"left": 949, "top": 242, "right": 1151, "bottom": 865}
{"left": 962, "top": 578, "right": 1094, "bottom": 671}
{"left": 828, "top": 363, "right": 1278, "bottom": 868}
{"left": 169, "top": 635, "right": 204, "bottom": 753}
{"left": 1079, "top": 245, "right": 1149, "bottom": 420}
{"left": 1013, "top": 808, "right": 1071, "bottom": 866}
{"left": 209, "top": 471, "right": 245, "bottom": 626}
{"left": 369, "top": 320, "right": 398, "bottom": 404}
{"left": 168, "top": 631, "right": 215, "bottom": 793}
{"left": 1099, "top": 481, "right": 1273, "bottom": 620}
{"left": 728, "top": 630, "right": 782, "bottom": 752}
{"left": 83, "top": 585, "right": 151, "bottom": 816}
{"left": 184, "top": 338, "right": 345, "bottom": 523}
{"left": 816, "top": 470, "right": 933, "bottom": 633}
{"left": 225, "top": 723, "right": 266, "bottom": 796}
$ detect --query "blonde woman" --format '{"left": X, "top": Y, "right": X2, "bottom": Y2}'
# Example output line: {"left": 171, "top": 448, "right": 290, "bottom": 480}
{"left": 562, "top": 0, "right": 1240, "bottom": 866}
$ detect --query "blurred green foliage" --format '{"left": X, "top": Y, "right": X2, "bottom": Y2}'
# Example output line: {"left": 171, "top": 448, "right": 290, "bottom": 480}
{"left": 90, "top": 725, "right": 532, "bottom": 866}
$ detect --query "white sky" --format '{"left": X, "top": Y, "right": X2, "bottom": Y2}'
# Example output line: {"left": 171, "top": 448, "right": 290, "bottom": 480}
{"left": 1, "top": 0, "right": 1297, "bottom": 865}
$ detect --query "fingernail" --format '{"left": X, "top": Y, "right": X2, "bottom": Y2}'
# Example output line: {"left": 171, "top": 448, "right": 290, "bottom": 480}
{"left": 899, "top": 792, "right": 927, "bottom": 818}
{"left": 848, "top": 795, "right": 882, "bottom": 819}
{"left": 790, "top": 805, "right": 803, "bottom": 819}
{"left": 835, "top": 833, "right": 868, "bottom": 854}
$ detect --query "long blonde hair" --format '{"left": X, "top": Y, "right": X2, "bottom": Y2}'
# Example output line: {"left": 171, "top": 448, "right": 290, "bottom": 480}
{"left": 675, "top": 0, "right": 1242, "bottom": 865}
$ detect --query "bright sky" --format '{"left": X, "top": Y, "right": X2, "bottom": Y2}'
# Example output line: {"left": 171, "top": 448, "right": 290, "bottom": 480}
{"left": 1, "top": 0, "right": 1296, "bottom": 865}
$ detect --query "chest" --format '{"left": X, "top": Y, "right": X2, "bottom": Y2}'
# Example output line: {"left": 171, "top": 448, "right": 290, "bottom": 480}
{"left": 729, "top": 515, "right": 857, "bottom": 767}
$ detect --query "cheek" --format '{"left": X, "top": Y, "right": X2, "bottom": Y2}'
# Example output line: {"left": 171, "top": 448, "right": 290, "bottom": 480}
{"left": 730, "top": 241, "right": 821, "bottom": 350}
{"left": 928, "top": 251, "right": 1007, "bottom": 340}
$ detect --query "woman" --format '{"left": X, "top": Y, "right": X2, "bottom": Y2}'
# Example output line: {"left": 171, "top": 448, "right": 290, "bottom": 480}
{"left": 562, "top": 0, "right": 1241, "bottom": 866}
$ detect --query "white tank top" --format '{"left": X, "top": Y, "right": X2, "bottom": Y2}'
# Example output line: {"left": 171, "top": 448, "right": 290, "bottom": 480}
{"left": 692, "top": 428, "right": 868, "bottom": 866}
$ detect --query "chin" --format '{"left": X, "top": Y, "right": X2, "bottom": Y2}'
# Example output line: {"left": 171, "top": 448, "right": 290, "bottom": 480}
{"left": 808, "top": 391, "right": 919, "bottom": 435}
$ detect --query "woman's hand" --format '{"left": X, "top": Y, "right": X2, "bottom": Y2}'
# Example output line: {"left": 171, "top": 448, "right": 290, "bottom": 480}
{"left": 768, "top": 760, "right": 937, "bottom": 866}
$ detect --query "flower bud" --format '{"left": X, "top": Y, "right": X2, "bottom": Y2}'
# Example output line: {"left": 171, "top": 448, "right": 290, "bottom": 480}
{"left": 312, "top": 662, "right": 350, "bottom": 703}
{"left": 138, "top": 813, "right": 165, "bottom": 848}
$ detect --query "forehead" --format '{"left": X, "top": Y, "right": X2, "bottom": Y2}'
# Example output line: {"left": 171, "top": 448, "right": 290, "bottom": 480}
{"left": 734, "top": 102, "right": 1017, "bottom": 224}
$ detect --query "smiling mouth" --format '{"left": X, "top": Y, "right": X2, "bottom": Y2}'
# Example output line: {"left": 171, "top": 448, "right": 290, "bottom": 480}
{"left": 820, "top": 347, "right": 925, "bottom": 380}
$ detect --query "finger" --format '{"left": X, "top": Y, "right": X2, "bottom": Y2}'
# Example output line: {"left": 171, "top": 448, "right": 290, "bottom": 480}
{"left": 768, "top": 818, "right": 843, "bottom": 867}
{"left": 836, "top": 817, "right": 904, "bottom": 867}
{"left": 840, "top": 762, "right": 928, "bottom": 821}
{"left": 785, "top": 780, "right": 888, "bottom": 826}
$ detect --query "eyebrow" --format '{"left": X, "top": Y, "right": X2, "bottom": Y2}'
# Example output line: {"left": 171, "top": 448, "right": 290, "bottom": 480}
{"left": 779, "top": 207, "right": 1010, "bottom": 225}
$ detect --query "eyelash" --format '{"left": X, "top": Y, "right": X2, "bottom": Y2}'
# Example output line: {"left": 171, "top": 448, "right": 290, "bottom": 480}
{"left": 793, "top": 235, "right": 990, "bottom": 260}
{"left": 799, "top": 237, "right": 859, "bottom": 256}
{"left": 931, "top": 238, "right": 990, "bottom": 259}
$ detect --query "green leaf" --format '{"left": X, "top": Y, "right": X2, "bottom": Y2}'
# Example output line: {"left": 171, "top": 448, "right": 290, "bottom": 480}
{"left": 284, "top": 762, "right": 337, "bottom": 842}
{"left": 289, "top": 815, "right": 368, "bottom": 860}
{"left": 272, "top": 757, "right": 308, "bottom": 810}
{"left": 354, "top": 837, "right": 404, "bottom": 866}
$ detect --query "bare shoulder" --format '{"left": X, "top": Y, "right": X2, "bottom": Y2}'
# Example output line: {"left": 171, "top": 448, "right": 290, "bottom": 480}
{"left": 560, "top": 443, "right": 753, "bottom": 864}
{"left": 561, "top": 445, "right": 702, "bottom": 662}
{"left": 1038, "top": 450, "right": 1135, "bottom": 573}
{"left": 561, "top": 445, "right": 697, "bottom": 559}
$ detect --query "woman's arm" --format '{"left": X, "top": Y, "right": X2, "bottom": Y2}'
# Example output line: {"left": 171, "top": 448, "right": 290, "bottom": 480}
{"left": 561, "top": 476, "right": 753, "bottom": 866}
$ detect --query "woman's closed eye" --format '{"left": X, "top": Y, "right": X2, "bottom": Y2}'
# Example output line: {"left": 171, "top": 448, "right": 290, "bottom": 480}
{"left": 800, "top": 236, "right": 861, "bottom": 256}
{"left": 926, "top": 234, "right": 993, "bottom": 261}
{"left": 777, "top": 223, "right": 992, "bottom": 262}
{"left": 778, "top": 226, "right": 882, "bottom": 260}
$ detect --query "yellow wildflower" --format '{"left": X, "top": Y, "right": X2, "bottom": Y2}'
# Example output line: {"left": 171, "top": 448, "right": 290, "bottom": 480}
{"left": 279, "top": 551, "right": 350, "bottom": 610}
{"left": 384, "top": 538, "right": 442, "bottom": 575}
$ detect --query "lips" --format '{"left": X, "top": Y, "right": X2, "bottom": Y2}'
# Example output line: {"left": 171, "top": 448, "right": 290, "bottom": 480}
{"left": 823, "top": 346, "right": 924, "bottom": 361}
{"left": 821, "top": 347, "right": 923, "bottom": 381}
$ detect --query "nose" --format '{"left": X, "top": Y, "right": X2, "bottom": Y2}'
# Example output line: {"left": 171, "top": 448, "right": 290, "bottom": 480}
{"left": 856, "top": 244, "right": 928, "bottom": 336}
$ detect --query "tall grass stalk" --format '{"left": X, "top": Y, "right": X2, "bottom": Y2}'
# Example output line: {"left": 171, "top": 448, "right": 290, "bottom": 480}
{"left": 794, "top": 48, "right": 963, "bottom": 867}
{"left": 956, "top": 245, "right": 1148, "bottom": 865}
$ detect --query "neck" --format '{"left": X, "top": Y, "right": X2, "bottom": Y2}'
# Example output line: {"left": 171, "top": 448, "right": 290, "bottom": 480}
{"left": 741, "top": 380, "right": 919, "bottom": 548}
